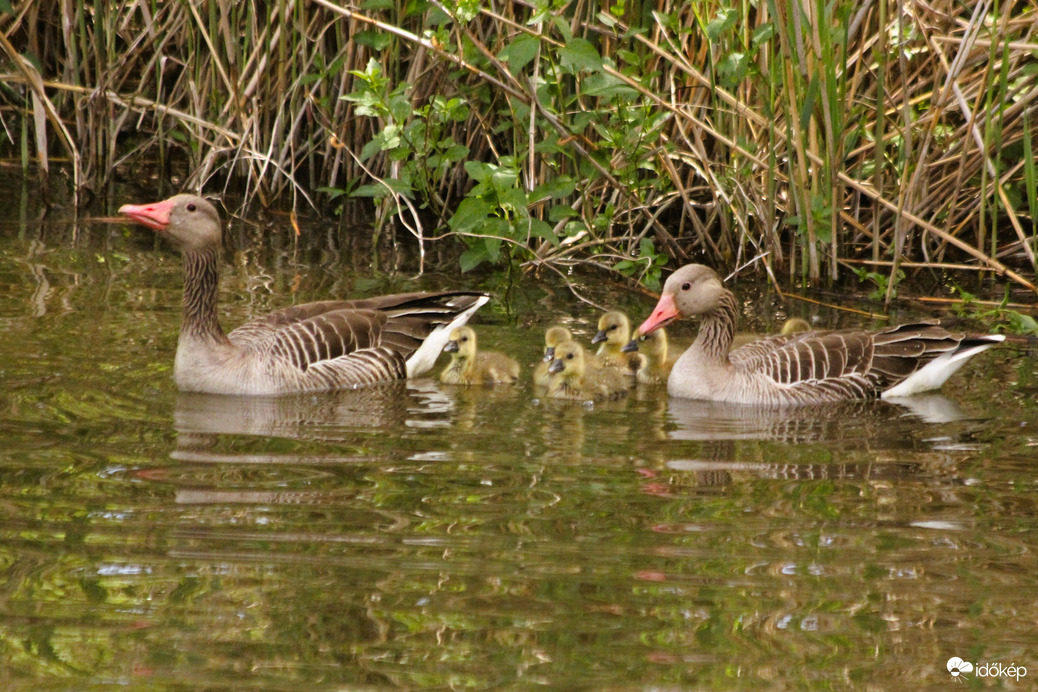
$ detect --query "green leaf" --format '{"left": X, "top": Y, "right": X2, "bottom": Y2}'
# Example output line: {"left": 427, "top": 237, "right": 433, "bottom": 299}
{"left": 317, "top": 186, "right": 346, "bottom": 200}
{"left": 582, "top": 72, "right": 637, "bottom": 98}
{"left": 548, "top": 205, "right": 578, "bottom": 222}
{"left": 532, "top": 176, "right": 576, "bottom": 202}
{"left": 359, "top": 138, "right": 383, "bottom": 162}
{"left": 349, "top": 183, "right": 389, "bottom": 199}
{"left": 464, "top": 160, "right": 495, "bottom": 184}
{"left": 491, "top": 167, "right": 520, "bottom": 194}
{"left": 449, "top": 197, "right": 492, "bottom": 233}
{"left": 443, "top": 144, "right": 470, "bottom": 162}
{"left": 361, "top": 0, "right": 394, "bottom": 8}
{"left": 528, "top": 219, "right": 559, "bottom": 246}
{"left": 381, "top": 178, "right": 413, "bottom": 196}
{"left": 716, "top": 52, "right": 747, "bottom": 87}
{"left": 388, "top": 92, "right": 412, "bottom": 123}
{"left": 500, "top": 34, "right": 540, "bottom": 73}
{"left": 1007, "top": 312, "right": 1038, "bottom": 336}
{"left": 459, "top": 244, "right": 489, "bottom": 272}
{"left": 354, "top": 30, "right": 392, "bottom": 51}
{"left": 705, "top": 8, "right": 738, "bottom": 42}
{"left": 799, "top": 75, "right": 820, "bottom": 131}
{"left": 483, "top": 236, "right": 502, "bottom": 262}
{"left": 499, "top": 187, "right": 528, "bottom": 211}
{"left": 559, "top": 38, "right": 603, "bottom": 73}
{"left": 752, "top": 22, "right": 775, "bottom": 46}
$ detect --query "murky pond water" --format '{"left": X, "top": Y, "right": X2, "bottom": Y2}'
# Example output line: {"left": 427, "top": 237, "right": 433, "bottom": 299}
{"left": 2, "top": 184, "right": 1037, "bottom": 690}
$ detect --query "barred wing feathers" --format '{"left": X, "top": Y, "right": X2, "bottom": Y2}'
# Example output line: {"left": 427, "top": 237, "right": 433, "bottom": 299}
{"left": 228, "top": 292, "right": 488, "bottom": 384}
{"left": 741, "top": 320, "right": 1004, "bottom": 403}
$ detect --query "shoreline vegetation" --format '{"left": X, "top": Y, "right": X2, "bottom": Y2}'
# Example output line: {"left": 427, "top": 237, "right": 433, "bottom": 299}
{"left": 1, "top": 0, "right": 1036, "bottom": 306}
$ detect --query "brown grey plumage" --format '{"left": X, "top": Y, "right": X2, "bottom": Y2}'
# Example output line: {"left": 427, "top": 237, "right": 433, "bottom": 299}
{"left": 637, "top": 264, "right": 1005, "bottom": 405}
{"left": 120, "top": 194, "right": 488, "bottom": 395}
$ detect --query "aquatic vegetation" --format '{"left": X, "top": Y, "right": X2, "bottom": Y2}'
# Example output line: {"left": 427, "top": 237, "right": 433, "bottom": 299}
{"left": 2, "top": 0, "right": 1036, "bottom": 300}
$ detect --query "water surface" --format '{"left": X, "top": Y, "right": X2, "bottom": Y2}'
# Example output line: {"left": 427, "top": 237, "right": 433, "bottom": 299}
{"left": 1, "top": 187, "right": 1037, "bottom": 690}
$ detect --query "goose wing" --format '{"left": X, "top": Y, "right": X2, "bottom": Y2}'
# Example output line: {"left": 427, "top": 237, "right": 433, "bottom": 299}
{"left": 229, "top": 291, "right": 488, "bottom": 380}
{"left": 739, "top": 320, "right": 982, "bottom": 402}
{"left": 730, "top": 333, "right": 803, "bottom": 363}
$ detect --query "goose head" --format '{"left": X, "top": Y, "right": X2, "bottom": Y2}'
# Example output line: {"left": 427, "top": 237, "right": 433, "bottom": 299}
{"left": 443, "top": 326, "right": 477, "bottom": 361}
{"left": 119, "top": 194, "right": 222, "bottom": 253}
{"left": 592, "top": 311, "right": 631, "bottom": 348}
{"left": 547, "top": 340, "right": 585, "bottom": 380}
{"left": 542, "top": 325, "right": 573, "bottom": 362}
{"left": 638, "top": 264, "right": 726, "bottom": 335}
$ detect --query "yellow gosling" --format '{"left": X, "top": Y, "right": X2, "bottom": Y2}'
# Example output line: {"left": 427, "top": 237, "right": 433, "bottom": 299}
{"left": 440, "top": 326, "right": 520, "bottom": 385}
{"left": 533, "top": 325, "right": 574, "bottom": 387}
{"left": 546, "top": 340, "right": 629, "bottom": 402}
{"left": 622, "top": 327, "right": 674, "bottom": 385}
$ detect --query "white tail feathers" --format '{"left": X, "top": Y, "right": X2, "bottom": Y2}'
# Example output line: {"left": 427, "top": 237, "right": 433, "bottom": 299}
{"left": 405, "top": 295, "right": 490, "bottom": 378}
{"left": 881, "top": 334, "right": 1005, "bottom": 398}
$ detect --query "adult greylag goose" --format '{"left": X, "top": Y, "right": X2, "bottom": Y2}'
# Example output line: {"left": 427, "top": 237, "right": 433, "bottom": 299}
{"left": 439, "top": 326, "right": 520, "bottom": 385}
{"left": 119, "top": 194, "right": 488, "bottom": 395}
{"left": 546, "top": 340, "right": 629, "bottom": 402}
{"left": 637, "top": 264, "right": 1005, "bottom": 405}
{"left": 533, "top": 325, "right": 573, "bottom": 387}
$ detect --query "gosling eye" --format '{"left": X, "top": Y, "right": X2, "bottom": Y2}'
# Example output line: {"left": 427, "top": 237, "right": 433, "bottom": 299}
{"left": 681, "top": 282, "right": 691, "bottom": 291}
{"left": 608, "top": 325, "right": 617, "bottom": 332}
{"left": 566, "top": 353, "right": 574, "bottom": 360}
{"left": 186, "top": 203, "right": 197, "bottom": 212}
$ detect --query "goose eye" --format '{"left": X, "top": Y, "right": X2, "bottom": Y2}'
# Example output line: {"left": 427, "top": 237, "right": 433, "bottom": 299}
{"left": 681, "top": 282, "right": 691, "bottom": 291}
{"left": 608, "top": 325, "right": 617, "bottom": 331}
{"left": 187, "top": 203, "right": 197, "bottom": 212}
{"left": 566, "top": 353, "right": 574, "bottom": 360}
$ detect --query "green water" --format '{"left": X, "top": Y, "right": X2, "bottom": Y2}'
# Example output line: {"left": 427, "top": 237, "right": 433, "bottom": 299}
{"left": 1, "top": 187, "right": 1037, "bottom": 690}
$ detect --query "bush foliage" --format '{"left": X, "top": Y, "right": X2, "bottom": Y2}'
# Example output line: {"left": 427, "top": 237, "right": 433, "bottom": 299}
{"left": 1, "top": 0, "right": 1036, "bottom": 297}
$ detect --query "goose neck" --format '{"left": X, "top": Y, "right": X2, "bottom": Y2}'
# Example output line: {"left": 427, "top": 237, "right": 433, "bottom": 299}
{"left": 694, "top": 288, "right": 737, "bottom": 361}
{"left": 181, "top": 248, "right": 227, "bottom": 343}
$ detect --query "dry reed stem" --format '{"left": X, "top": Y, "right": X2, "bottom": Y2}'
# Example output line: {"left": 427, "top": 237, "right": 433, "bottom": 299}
{"left": 1, "top": 0, "right": 1035, "bottom": 300}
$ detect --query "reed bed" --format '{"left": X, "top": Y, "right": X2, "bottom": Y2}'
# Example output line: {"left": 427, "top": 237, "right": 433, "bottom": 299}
{"left": 1, "top": 0, "right": 1036, "bottom": 298}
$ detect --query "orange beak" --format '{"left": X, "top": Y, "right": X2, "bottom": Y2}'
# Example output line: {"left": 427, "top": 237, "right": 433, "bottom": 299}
{"left": 638, "top": 293, "right": 679, "bottom": 335}
{"left": 118, "top": 199, "right": 176, "bottom": 231}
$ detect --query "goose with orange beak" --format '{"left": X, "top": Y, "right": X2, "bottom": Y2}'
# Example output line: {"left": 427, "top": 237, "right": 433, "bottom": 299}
{"left": 637, "top": 264, "right": 1004, "bottom": 405}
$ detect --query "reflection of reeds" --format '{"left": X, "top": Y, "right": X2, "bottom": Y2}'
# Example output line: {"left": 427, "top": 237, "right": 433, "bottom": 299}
{"left": 2, "top": 1, "right": 1035, "bottom": 294}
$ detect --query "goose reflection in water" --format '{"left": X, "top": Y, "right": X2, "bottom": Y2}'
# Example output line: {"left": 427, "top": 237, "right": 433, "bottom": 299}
{"left": 666, "top": 393, "right": 969, "bottom": 444}
{"left": 167, "top": 380, "right": 457, "bottom": 508}
{"left": 657, "top": 393, "right": 975, "bottom": 491}
{"left": 173, "top": 380, "right": 452, "bottom": 440}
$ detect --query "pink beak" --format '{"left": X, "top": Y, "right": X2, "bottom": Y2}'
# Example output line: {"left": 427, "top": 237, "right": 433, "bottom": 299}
{"left": 638, "top": 293, "right": 679, "bottom": 335}
{"left": 118, "top": 198, "right": 176, "bottom": 231}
